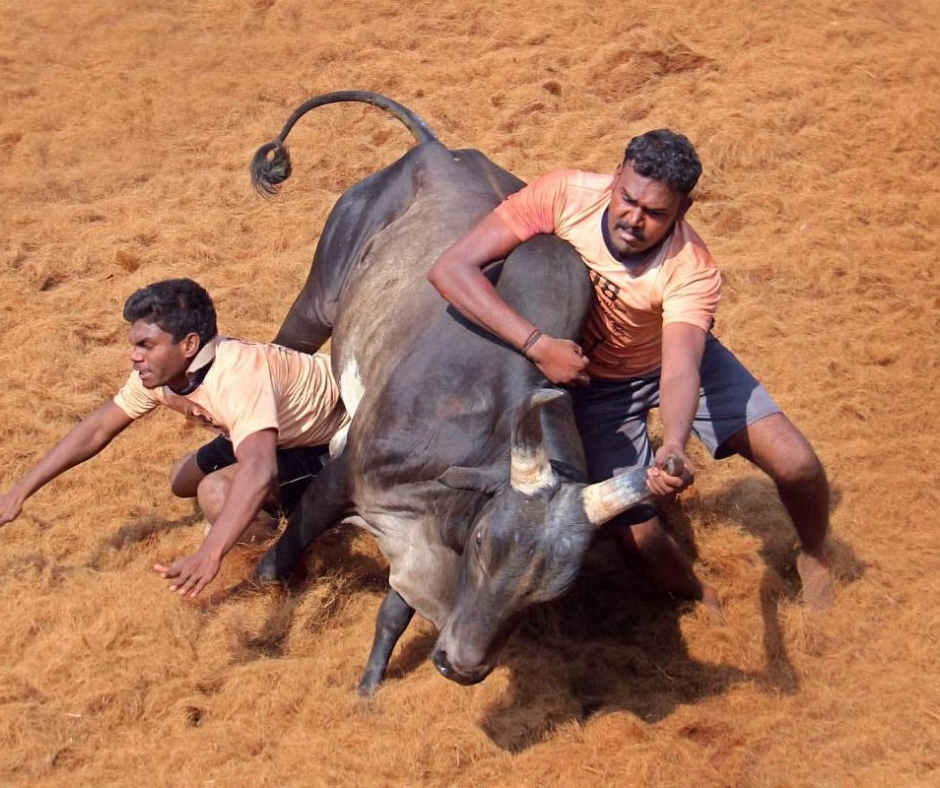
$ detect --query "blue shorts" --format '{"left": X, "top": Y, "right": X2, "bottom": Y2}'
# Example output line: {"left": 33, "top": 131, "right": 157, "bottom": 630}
{"left": 195, "top": 435, "right": 330, "bottom": 516}
{"left": 572, "top": 334, "right": 780, "bottom": 483}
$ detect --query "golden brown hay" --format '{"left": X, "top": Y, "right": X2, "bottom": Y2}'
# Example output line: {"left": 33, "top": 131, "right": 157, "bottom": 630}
{"left": 1, "top": 0, "right": 939, "bottom": 785}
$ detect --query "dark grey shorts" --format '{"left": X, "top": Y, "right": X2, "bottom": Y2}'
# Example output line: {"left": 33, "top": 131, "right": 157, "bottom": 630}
{"left": 572, "top": 334, "right": 780, "bottom": 482}
{"left": 195, "top": 435, "right": 330, "bottom": 515}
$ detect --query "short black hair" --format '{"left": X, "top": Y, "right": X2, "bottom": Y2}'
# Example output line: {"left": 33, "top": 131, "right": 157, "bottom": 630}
{"left": 123, "top": 278, "right": 217, "bottom": 345}
{"left": 623, "top": 129, "right": 702, "bottom": 195}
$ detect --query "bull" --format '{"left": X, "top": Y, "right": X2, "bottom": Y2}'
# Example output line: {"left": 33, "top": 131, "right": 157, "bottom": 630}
{"left": 250, "top": 91, "right": 668, "bottom": 693}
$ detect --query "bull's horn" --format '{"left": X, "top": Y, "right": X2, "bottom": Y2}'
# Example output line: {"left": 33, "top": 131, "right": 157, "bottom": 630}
{"left": 581, "top": 468, "right": 652, "bottom": 526}
{"left": 509, "top": 389, "right": 563, "bottom": 494}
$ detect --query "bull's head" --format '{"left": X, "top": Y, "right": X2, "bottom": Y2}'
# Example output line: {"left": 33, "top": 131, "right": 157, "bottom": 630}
{"left": 431, "top": 389, "right": 653, "bottom": 685}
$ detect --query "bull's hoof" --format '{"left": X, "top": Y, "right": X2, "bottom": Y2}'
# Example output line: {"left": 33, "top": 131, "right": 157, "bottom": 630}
{"left": 253, "top": 552, "right": 288, "bottom": 586}
{"left": 357, "top": 671, "right": 383, "bottom": 698}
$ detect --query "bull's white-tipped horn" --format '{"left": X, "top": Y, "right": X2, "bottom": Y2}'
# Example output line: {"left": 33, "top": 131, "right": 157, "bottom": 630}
{"left": 581, "top": 468, "right": 653, "bottom": 526}
{"left": 509, "top": 389, "right": 564, "bottom": 494}
{"left": 582, "top": 456, "right": 684, "bottom": 525}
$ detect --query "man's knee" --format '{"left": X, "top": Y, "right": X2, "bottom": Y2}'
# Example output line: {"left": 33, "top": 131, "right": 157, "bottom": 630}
{"left": 738, "top": 414, "right": 826, "bottom": 488}
{"left": 768, "top": 432, "right": 827, "bottom": 491}
{"left": 196, "top": 470, "right": 231, "bottom": 521}
{"left": 784, "top": 447, "right": 826, "bottom": 489}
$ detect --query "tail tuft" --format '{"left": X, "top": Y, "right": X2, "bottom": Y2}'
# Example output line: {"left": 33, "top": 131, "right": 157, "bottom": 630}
{"left": 250, "top": 140, "right": 293, "bottom": 197}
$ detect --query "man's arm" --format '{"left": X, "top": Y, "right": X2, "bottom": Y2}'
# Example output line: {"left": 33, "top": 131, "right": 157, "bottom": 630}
{"left": 152, "top": 428, "right": 278, "bottom": 597}
{"left": 0, "top": 401, "right": 134, "bottom": 527}
{"left": 647, "top": 322, "right": 707, "bottom": 496}
{"left": 427, "top": 211, "right": 589, "bottom": 385}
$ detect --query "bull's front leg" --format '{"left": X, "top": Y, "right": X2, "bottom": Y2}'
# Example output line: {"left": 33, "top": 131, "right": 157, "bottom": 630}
{"left": 358, "top": 589, "right": 415, "bottom": 697}
{"left": 255, "top": 459, "right": 349, "bottom": 584}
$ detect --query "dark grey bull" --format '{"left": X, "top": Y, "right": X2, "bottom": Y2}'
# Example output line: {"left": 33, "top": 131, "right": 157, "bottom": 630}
{"left": 251, "top": 91, "right": 660, "bottom": 692}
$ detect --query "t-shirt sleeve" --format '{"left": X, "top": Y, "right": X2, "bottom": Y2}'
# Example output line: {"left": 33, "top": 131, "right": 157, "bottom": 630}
{"left": 113, "top": 371, "right": 161, "bottom": 419}
{"left": 661, "top": 258, "right": 722, "bottom": 333}
{"left": 494, "top": 170, "right": 570, "bottom": 241}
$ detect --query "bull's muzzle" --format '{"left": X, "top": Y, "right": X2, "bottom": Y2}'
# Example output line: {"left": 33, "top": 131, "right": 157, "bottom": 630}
{"left": 431, "top": 647, "right": 491, "bottom": 686}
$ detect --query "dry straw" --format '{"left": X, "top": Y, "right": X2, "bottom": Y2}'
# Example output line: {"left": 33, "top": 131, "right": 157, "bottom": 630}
{"left": 1, "top": 0, "right": 939, "bottom": 786}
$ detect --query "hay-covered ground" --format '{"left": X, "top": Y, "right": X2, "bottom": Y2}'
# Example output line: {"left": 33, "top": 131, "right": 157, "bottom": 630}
{"left": 1, "top": 1, "right": 938, "bottom": 785}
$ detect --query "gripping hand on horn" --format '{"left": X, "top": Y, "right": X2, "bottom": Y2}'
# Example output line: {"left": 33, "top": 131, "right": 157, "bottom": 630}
{"left": 646, "top": 446, "right": 694, "bottom": 497}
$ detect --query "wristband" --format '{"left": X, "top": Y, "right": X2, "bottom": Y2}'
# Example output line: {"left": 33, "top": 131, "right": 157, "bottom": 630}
{"left": 521, "top": 328, "right": 543, "bottom": 358}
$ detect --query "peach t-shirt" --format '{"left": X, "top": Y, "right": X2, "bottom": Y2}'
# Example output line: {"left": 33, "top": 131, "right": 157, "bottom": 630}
{"left": 495, "top": 169, "right": 722, "bottom": 379}
{"left": 113, "top": 337, "right": 349, "bottom": 453}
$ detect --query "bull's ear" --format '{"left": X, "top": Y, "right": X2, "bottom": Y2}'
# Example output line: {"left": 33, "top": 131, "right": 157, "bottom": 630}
{"left": 438, "top": 464, "right": 507, "bottom": 494}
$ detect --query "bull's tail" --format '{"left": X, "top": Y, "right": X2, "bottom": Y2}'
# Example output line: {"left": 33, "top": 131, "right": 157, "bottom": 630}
{"left": 250, "top": 90, "right": 440, "bottom": 196}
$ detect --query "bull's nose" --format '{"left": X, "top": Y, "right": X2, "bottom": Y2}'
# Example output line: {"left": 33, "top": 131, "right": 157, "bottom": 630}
{"left": 431, "top": 648, "right": 487, "bottom": 686}
{"left": 432, "top": 648, "right": 454, "bottom": 679}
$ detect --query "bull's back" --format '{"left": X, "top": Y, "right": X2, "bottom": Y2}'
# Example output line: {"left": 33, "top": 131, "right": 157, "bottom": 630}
{"left": 331, "top": 145, "right": 525, "bottom": 410}
{"left": 337, "top": 166, "right": 593, "bottom": 480}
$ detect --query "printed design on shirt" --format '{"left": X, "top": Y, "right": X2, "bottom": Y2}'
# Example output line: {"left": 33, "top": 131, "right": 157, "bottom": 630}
{"left": 588, "top": 270, "right": 652, "bottom": 341}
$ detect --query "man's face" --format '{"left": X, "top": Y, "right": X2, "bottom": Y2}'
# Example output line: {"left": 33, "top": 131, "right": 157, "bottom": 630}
{"left": 127, "top": 320, "right": 197, "bottom": 390}
{"left": 606, "top": 162, "right": 690, "bottom": 259}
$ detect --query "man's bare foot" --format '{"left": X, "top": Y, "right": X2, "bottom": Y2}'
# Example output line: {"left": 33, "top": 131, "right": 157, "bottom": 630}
{"left": 797, "top": 551, "right": 833, "bottom": 609}
{"left": 700, "top": 583, "right": 723, "bottom": 615}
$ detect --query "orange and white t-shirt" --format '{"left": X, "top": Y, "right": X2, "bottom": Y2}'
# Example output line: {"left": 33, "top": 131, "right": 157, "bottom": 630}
{"left": 113, "top": 337, "right": 349, "bottom": 453}
{"left": 495, "top": 169, "right": 722, "bottom": 379}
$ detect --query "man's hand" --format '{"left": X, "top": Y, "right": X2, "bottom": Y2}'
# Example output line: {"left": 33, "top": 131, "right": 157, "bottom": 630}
{"left": 152, "top": 430, "right": 278, "bottom": 599}
{"left": 528, "top": 335, "right": 590, "bottom": 386}
{"left": 0, "top": 402, "right": 133, "bottom": 532}
{"left": 153, "top": 549, "right": 222, "bottom": 598}
{"left": 646, "top": 445, "right": 695, "bottom": 497}
{"left": 0, "top": 489, "right": 25, "bottom": 528}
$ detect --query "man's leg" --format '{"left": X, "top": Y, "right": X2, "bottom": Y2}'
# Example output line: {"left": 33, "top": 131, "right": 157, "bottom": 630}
{"left": 169, "top": 451, "right": 205, "bottom": 498}
{"left": 575, "top": 377, "right": 719, "bottom": 610}
{"left": 721, "top": 412, "right": 832, "bottom": 608}
{"left": 212, "top": 443, "right": 328, "bottom": 545}
{"left": 195, "top": 465, "right": 280, "bottom": 544}
{"left": 695, "top": 336, "right": 833, "bottom": 608}
{"left": 614, "top": 511, "right": 721, "bottom": 610}
{"left": 169, "top": 438, "right": 278, "bottom": 544}
{"left": 170, "top": 435, "right": 234, "bottom": 499}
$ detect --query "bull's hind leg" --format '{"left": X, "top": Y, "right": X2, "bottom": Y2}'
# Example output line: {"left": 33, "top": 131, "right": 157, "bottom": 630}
{"left": 358, "top": 589, "right": 415, "bottom": 697}
{"left": 273, "top": 306, "right": 332, "bottom": 356}
{"left": 255, "top": 459, "right": 349, "bottom": 584}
